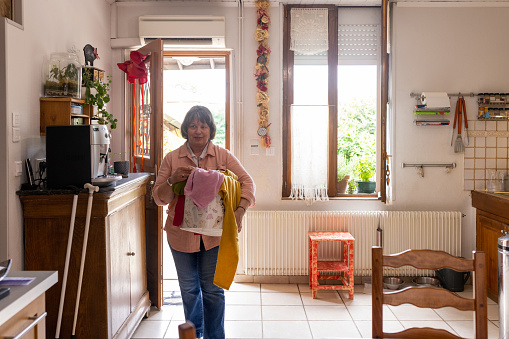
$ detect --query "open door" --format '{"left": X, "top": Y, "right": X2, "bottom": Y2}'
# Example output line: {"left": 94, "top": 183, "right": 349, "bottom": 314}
{"left": 130, "top": 39, "right": 163, "bottom": 308}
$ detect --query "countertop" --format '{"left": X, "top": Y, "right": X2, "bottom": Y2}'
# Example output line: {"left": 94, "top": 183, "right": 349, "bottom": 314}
{"left": 0, "top": 270, "right": 58, "bottom": 327}
{"left": 472, "top": 190, "right": 509, "bottom": 220}
{"left": 17, "top": 172, "right": 152, "bottom": 196}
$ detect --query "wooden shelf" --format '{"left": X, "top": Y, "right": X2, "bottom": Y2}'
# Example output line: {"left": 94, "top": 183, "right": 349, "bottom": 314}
{"left": 40, "top": 97, "right": 91, "bottom": 136}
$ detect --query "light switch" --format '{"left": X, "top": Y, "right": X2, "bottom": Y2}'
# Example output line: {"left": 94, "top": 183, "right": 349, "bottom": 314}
{"left": 12, "top": 127, "right": 20, "bottom": 142}
{"left": 12, "top": 112, "right": 20, "bottom": 127}
{"left": 15, "top": 161, "right": 22, "bottom": 176}
{"left": 266, "top": 147, "right": 275, "bottom": 156}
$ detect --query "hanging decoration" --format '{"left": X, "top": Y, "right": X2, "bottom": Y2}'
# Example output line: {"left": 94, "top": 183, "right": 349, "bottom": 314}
{"left": 254, "top": 0, "right": 271, "bottom": 148}
{"left": 117, "top": 51, "right": 149, "bottom": 172}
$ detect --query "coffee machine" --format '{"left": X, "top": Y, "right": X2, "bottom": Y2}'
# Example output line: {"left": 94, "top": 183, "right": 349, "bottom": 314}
{"left": 46, "top": 125, "right": 112, "bottom": 189}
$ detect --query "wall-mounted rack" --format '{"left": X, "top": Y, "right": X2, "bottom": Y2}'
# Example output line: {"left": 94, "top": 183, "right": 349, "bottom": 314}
{"left": 401, "top": 162, "right": 456, "bottom": 177}
{"left": 409, "top": 92, "right": 476, "bottom": 99}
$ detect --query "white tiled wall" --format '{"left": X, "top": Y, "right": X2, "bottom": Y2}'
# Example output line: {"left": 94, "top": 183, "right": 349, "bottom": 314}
{"left": 464, "top": 120, "right": 509, "bottom": 191}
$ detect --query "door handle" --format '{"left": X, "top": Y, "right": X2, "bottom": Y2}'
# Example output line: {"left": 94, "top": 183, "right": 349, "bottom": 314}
{"left": 5, "top": 312, "right": 47, "bottom": 339}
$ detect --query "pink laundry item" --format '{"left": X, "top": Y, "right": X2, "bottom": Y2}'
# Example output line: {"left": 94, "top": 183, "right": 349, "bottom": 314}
{"left": 184, "top": 168, "right": 225, "bottom": 209}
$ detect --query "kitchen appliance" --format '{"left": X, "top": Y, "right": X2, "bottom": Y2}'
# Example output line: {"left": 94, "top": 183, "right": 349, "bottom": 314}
{"left": 46, "top": 125, "right": 118, "bottom": 189}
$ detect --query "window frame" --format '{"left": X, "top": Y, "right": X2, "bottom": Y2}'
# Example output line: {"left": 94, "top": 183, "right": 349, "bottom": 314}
{"left": 282, "top": 4, "right": 388, "bottom": 201}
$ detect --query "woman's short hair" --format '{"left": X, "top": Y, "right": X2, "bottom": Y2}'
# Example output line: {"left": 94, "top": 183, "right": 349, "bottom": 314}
{"left": 181, "top": 105, "right": 217, "bottom": 140}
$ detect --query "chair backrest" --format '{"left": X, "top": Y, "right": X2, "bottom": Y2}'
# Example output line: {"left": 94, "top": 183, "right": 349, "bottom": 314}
{"left": 372, "top": 246, "right": 487, "bottom": 339}
{"left": 178, "top": 321, "right": 196, "bottom": 339}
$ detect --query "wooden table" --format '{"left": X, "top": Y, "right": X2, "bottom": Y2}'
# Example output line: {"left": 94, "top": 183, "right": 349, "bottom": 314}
{"left": 308, "top": 232, "right": 355, "bottom": 299}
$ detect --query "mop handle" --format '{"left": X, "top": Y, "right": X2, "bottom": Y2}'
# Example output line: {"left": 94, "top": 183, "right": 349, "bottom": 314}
{"left": 55, "top": 191, "right": 79, "bottom": 339}
{"left": 71, "top": 184, "right": 98, "bottom": 338}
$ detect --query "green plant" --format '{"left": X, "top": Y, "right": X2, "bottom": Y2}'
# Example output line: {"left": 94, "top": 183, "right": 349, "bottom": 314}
{"left": 347, "top": 179, "right": 357, "bottom": 194}
{"left": 83, "top": 69, "right": 117, "bottom": 130}
{"left": 337, "top": 155, "right": 356, "bottom": 181}
{"left": 355, "top": 158, "right": 376, "bottom": 182}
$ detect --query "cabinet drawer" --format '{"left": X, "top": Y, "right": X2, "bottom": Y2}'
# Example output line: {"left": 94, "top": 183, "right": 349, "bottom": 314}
{"left": 0, "top": 295, "right": 46, "bottom": 339}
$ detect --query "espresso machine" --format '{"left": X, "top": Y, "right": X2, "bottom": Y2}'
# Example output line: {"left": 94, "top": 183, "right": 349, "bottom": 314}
{"left": 46, "top": 125, "right": 116, "bottom": 189}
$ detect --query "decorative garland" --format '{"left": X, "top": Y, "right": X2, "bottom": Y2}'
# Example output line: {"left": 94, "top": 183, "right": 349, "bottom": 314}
{"left": 254, "top": 0, "right": 271, "bottom": 148}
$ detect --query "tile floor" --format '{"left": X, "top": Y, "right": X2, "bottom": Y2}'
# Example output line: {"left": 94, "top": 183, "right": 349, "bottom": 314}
{"left": 132, "top": 281, "right": 500, "bottom": 339}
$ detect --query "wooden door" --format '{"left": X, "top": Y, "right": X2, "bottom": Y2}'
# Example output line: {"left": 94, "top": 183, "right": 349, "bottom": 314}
{"left": 476, "top": 213, "right": 508, "bottom": 301}
{"left": 132, "top": 39, "right": 164, "bottom": 309}
{"left": 130, "top": 196, "right": 148, "bottom": 312}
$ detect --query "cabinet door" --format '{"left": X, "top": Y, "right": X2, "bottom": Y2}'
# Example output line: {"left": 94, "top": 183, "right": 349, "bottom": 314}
{"left": 477, "top": 214, "right": 508, "bottom": 301}
{"left": 109, "top": 210, "right": 132, "bottom": 335}
{"left": 129, "top": 196, "right": 147, "bottom": 312}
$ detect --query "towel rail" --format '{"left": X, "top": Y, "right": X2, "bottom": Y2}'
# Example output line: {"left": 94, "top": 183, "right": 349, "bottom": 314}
{"left": 401, "top": 162, "right": 456, "bottom": 177}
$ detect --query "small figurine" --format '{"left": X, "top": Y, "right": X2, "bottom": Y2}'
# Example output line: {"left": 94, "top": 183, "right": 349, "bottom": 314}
{"left": 83, "top": 44, "right": 100, "bottom": 66}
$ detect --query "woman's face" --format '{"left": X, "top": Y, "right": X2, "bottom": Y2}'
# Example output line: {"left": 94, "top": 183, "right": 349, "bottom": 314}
{"left": 187, "top": 117, "right": 211, "bottom": 151}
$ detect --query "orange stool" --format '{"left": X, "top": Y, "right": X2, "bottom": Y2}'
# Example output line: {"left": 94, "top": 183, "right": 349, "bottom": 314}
{"left": 308, "top": 231, "right": 355, "bottom": 299}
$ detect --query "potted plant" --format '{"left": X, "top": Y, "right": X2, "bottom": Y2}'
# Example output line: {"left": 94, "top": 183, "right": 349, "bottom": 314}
{"left": 337, "top": 155, "right": 356, "bottom": 194}
{"left": 83, "top": 68, "right": 117, "bottom": 130}
{"left": 355, "top": 158, "right": 376, "bottom": 193}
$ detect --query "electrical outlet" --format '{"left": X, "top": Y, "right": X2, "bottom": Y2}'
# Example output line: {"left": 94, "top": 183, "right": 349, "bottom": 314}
{"left": 14, "top": 161, "right": 22, "bottom": 176}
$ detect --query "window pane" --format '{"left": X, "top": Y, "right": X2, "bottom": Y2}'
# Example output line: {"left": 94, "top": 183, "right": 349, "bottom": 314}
{"left": 337, "top": 65, "right": 377, "bottom": 190}
{"left": 294, "top": 65, "right": 328, "bottom": 105}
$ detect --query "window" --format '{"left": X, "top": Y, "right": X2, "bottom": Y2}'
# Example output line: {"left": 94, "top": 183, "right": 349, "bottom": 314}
{"left": 283, "top": 5, "right": 384, "bottom": 199}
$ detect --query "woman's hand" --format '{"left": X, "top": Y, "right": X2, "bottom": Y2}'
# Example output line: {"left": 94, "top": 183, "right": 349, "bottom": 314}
{"left": 234, "top": 205, "right": 247, "bottom": 233}
{"left": 170, "top": 166, "right": 194, "bottom": 184}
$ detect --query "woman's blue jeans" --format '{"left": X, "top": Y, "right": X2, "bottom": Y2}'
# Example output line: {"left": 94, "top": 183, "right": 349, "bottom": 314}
{"left": 169, "top": 240, "right": 225, "bottom": 339}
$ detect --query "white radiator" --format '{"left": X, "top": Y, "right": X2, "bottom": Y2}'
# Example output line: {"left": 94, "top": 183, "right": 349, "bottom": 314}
{"left": 242, "top": 211, "right": 461, "bottom": 277}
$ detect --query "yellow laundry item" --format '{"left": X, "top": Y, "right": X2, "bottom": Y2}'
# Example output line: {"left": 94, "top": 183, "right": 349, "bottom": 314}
{"left": 214, "top": 170, "right": 241, "bottom": 290}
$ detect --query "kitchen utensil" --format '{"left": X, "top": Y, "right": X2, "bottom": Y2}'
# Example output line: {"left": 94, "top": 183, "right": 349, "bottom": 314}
{"left": 55, "top": 185, "right": 80, "bottom": 339}
{"left": 454, "top": 100, "right": 465, "bottom": 153}
{"left": 71, "top": 183, "right": 99, "bottom": 339}
{"left": 461, "top": 97, "right": 469, "bottom": 146}
{"left": 413, "top": 276, "right": 441, "bottom": 287}
{"left": 383, "top": 277, "right": 404, "bottom": 290}
{"left": 451, "top": 99, "right": 459, "bottom": 146}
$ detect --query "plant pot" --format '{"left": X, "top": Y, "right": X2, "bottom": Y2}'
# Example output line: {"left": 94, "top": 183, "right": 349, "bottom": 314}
{"left": 337, "top": 175, "right": 350, "bottom": 194}
{"left": 356, "top": 181, "right": 376, "bottom": 194}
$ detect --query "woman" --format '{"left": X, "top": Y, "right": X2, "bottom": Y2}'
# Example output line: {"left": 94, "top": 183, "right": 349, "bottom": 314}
{"left": 152, "top": 106, "right": 255, "bottom": 339}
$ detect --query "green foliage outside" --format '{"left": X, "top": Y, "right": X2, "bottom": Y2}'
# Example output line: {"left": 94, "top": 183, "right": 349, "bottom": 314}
{"left": 337, "top": 97, "right": 376, "bottom": 191}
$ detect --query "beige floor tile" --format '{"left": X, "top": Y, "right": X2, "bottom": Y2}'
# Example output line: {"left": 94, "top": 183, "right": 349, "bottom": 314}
{"left": 491, "top": 320, "right": 499, "bottom": 328}
{"left": 225, "top": 320, "right": 263, "bottom": 338}
{"left": 399, "top": 320, "right": 457, "bottom": 334}
{"left": 260, "top": 283, "right": 299, "bottom": 293}
{"left": 308, "top": 320, "right": 361, "bottom": 338}
{"left": 132, "top": 320, "right": 170, "bottom": 338}
{"left": 488, "top": 304, "right": 499, "bottom": 321}
{"left": 355, "top": 320, "right": 404, "bottom": 338}
{"left": 163, "top": 321, "right": 180, "bottom": 339}
{"left": 301, "top": 291, "right": 344, "bottom": 306}
{"left": 146, "top": 305, "right": 178, "bottom": 321}
{"left": 262, "top": 305, "right": 307, "bottom": 320}
{"left": 347, "top": 305, "right": 397, "bottom": 321}
{"left": 225, "top": 305, "right": 262, "bottom": 321}
{"left": 261, "top": 292, "right": 303, "bottom": 305}
{"left": 298, "top": 283, "right": 312, "bottom": 293}
{"left": 228, "top": 282, "right": 261, "bottom": 292}
{"left": 226, "top": 291, "right": 262, "bottom": 305}
{"left": 434, "top": 307, "right": 474, "bottom": 321}
{"left": 304, "top": 305, "right": 352, "bottom": 321}
{"left": 447, "top": 320, "right": 500, "bottom": 338}
{"left": 171, "top": 307, "right": 185, "bottom": 321}
{"left": 263, "top": 320, "right": 313, "bottom": 338}
{"left": 388, "top": 304, "right": 442, "bottom": 321}
{"left": 339, "top": 290, "right": 372, "bottom": 306}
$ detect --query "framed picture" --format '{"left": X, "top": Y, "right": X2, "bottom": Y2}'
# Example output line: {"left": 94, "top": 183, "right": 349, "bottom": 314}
{"left": 0, "top": 0, "right": 12, "bottom": 20}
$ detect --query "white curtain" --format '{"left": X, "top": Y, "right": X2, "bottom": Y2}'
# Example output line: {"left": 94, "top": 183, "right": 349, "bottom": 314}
{"left": 289, "top": 105, "right": 329, "bottom": 203}
{"left": 290, "top": 8, "right": 329, "bottom": 55}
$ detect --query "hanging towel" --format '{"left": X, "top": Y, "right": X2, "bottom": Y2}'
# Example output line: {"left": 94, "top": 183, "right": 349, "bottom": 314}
{"left": 214, "top": 170, "right": 241, "bottom": 290}
{"left": 184, "top": 168, "right": 225, "bottom": 209}
{"left": 172, "top": 181, "right": 187, "bottom": 226}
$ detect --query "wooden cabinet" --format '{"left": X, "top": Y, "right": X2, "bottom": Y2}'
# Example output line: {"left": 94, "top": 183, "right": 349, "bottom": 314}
{"left": 40, "top": 97, "right": 92, "bottom": 135}
{"left": 20, "top": 174, "right": 152, "bottom": 339}
{"left": 0, "top": 271, "right": 57, "bottom": 339}
{"left": 472, "top": 190, "right": 509, "bottom": 302}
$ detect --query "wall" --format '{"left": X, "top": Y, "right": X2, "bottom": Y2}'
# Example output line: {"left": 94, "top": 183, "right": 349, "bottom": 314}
{"left": 1, "top": 0, "right": 113, "bottom": 269}
{"left": 391, "top": 3, "right": 509, "bottom": 257}
{"left": 3, "top": 1, "right": 509, "bottom": 269}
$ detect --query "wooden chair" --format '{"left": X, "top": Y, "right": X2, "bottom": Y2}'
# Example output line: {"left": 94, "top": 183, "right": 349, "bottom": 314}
{"left": 372, "top": 246, "right": 487, "bottom": 339}
{"left": 178, "top": 321, "right": 196, "bottom": 339}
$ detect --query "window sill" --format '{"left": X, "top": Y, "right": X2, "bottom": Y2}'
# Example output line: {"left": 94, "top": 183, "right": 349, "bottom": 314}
{"left": 282, "top": 194, "right": 380, "bottom": 201}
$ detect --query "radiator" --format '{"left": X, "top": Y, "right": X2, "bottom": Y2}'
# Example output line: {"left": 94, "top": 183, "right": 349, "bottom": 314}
{"left": 241, "top": 211, "right": 461, "bottom": 277}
